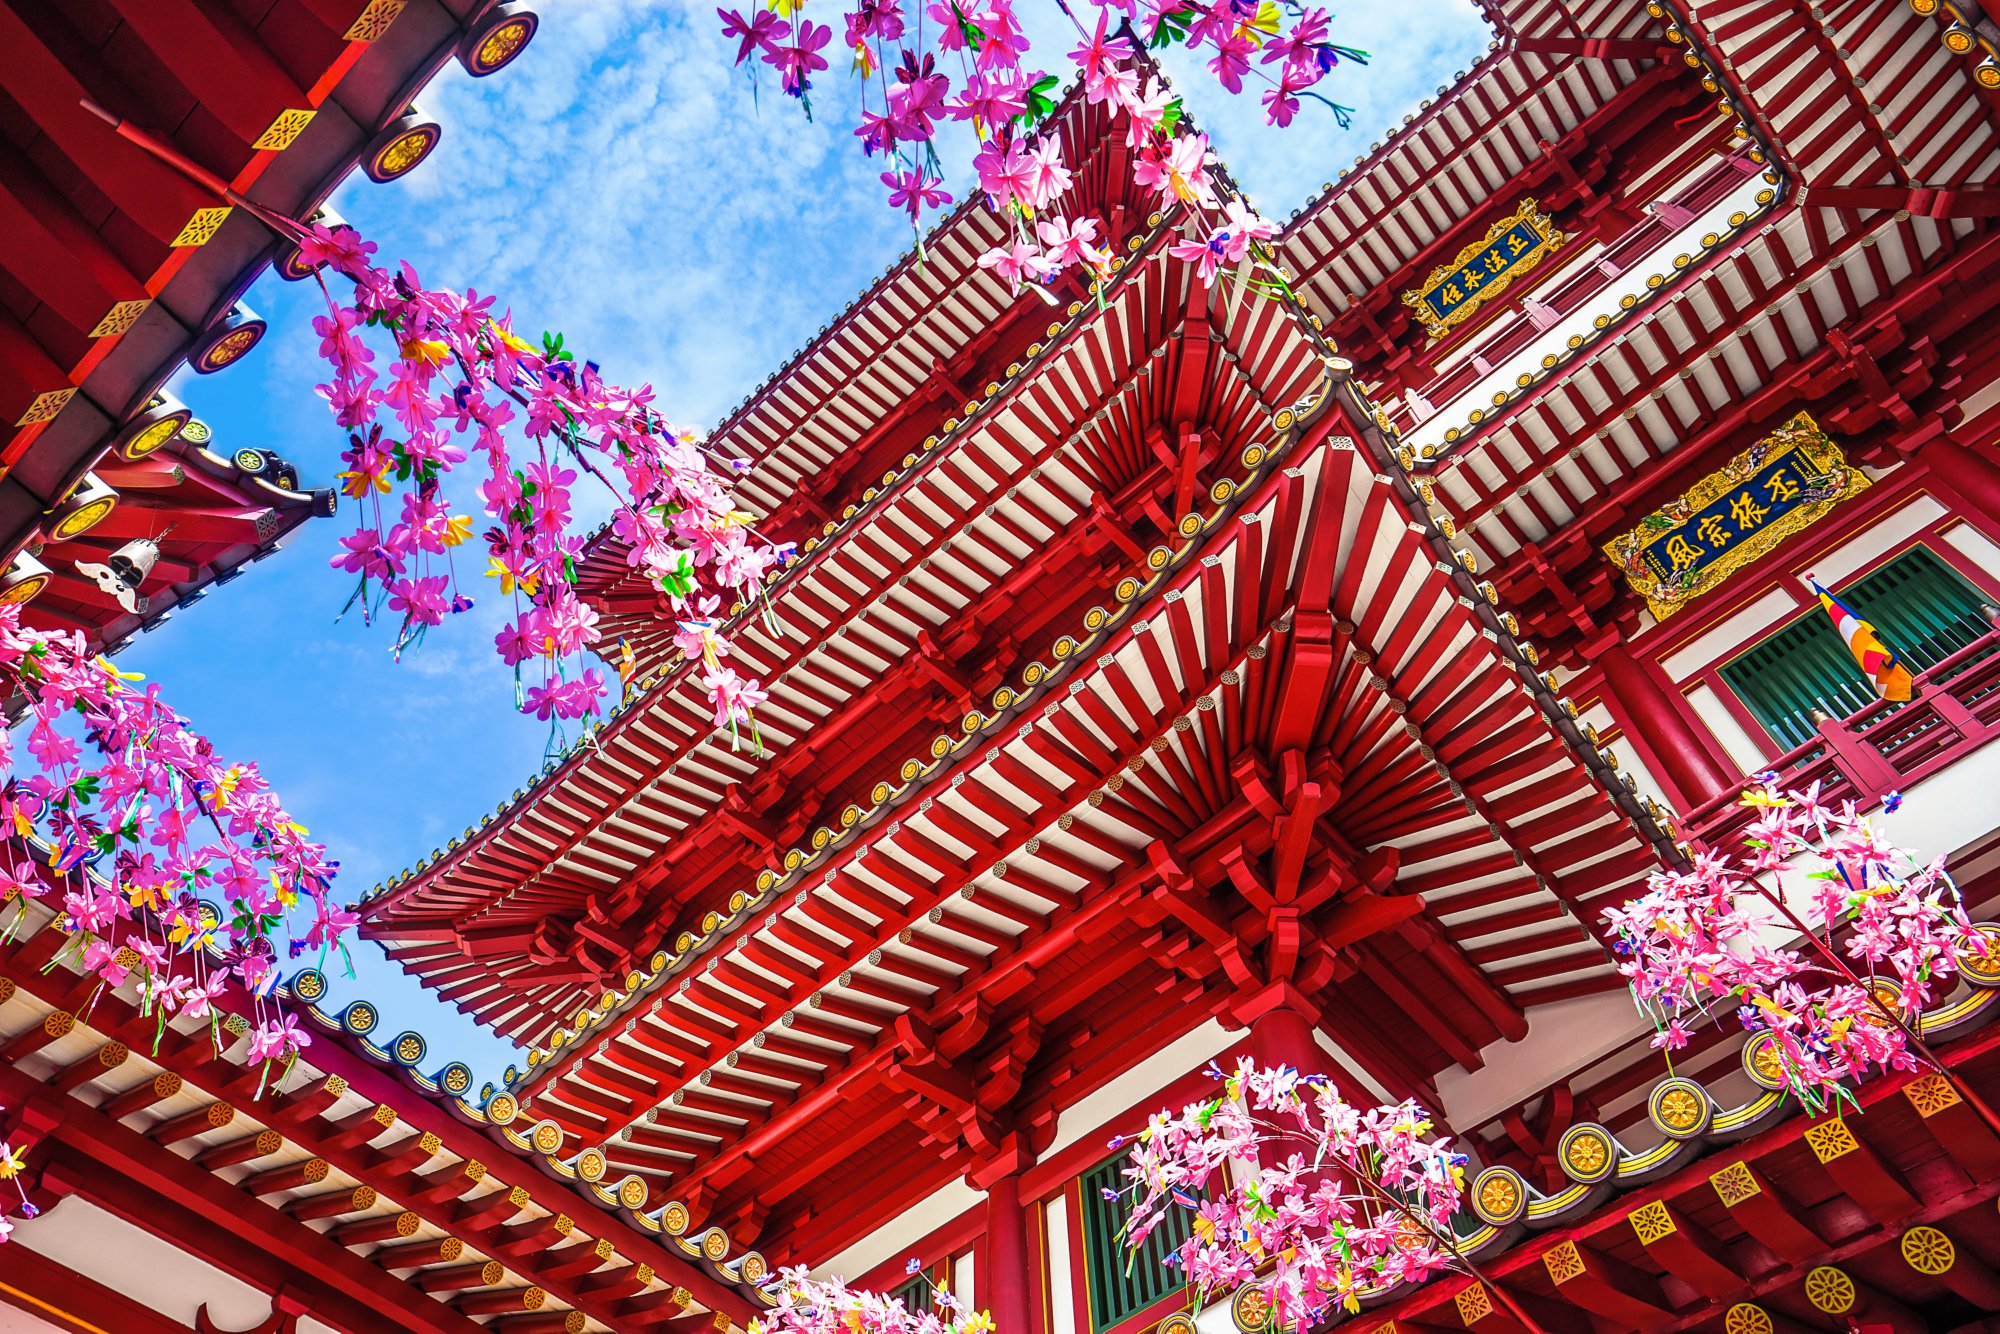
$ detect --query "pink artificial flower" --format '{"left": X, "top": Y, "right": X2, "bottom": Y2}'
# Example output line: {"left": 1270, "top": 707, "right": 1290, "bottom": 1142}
{"left": 882, "top": 168, "right": 954, "bottom": 222}
{"left": 1170, "top": 234, "right": 1228, "bottom": 284}
{"left": 1019, "top": 136, "right": 1073, "bottom": 210}
{"left": 977, "top": 238, "right": 1056, "bottom": 288}
{"left": 247, "top": 1014, "right": 311, "bottom": 1064}
{"left": 718, "top": 7, "right": 786, "bottom": 63}
{"left": 1070, "top": 10, "right": 1135, "bottom": 92}
{"left": 973, "top": 138, "right": 1035, "bottom": 210}
{"left": 766, "top": 20, "right": 832, "bottom": 96}
{"left": 1036, "top": 214, "right": 1106, "bottom": 269}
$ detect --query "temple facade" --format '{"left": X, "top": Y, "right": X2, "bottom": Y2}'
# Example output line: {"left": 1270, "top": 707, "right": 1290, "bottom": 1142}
{"left": 8, "top": 0, "right": 2000, "bottom": 1331}
{"left": 364, "top": 0, "right": 2000, "bottom": 1328}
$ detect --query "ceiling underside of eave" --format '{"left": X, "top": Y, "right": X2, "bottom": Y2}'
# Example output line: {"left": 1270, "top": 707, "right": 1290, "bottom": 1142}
{"left": 1684, "top": 0, "right": 2000, "bottom": 201}
{"left": 523, "top": 411, "right": 1659, "bottom": 1176}
{"left": 363, "top": 251, "right": 1329, "bottom": 1038}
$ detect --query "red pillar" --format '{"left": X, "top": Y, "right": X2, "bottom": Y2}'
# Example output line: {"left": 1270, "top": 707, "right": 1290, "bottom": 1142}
{"left": 1581, "top": 633, "right": 1737, "bottom": 811}
{"left": 1248, "top": 1001, "right": 1321, "bottom": 1075}
{"left": 1232, "top": 983, "right": 1326, "bottom": 1173}
{"left": 1910, "top": 429, "right": 2000, "bottom": 538}
{"left": 978, "top": 1172, "right": 1034, "bottom": 1328}
{"left": 971, "top": 1135, "right": 1038, "bottom": 1329}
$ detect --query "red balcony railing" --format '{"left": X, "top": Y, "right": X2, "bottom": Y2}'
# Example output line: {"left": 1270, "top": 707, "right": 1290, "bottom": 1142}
{"left": 1685, "top": 629, "right": 2000, "bottom": 850}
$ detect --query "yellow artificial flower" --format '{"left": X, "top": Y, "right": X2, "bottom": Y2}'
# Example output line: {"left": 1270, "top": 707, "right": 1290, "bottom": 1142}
{"left": 767, "top": 0, "right": 803, "bottom": 14}
{"left": 400, "top": 337, "right": 450, "bottom": 368}
{"left": 484, "top": 556, "right": 539, "bottom": 597}
{"left": 1238, "top": 1, "right": 1280, "bottom": 40}
{"left": 486, "top": 321, "right": 536, "bottom": 355}
{"left": 339, "top": 468, "right": 390, "bottom": 498}
{"left": 960, "top": 1314, "right": 996, "bottom": 1334}
{"left": 442, "top": 513, "right": 474, "bottom": 548}
{"left": 0, "top": 1145, "right": 24, "bottom": 1180}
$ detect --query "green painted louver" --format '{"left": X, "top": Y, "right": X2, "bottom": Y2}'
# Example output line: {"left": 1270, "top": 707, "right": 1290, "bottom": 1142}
{"left": 1079, "top": 1150, "right": 1195, "bottom": 1333}
{"left": 890, "top": 1272, "right": 938, "bottom": 1311}
{"left": 1720, "top": 545, "right": 1991, "bottom": 751}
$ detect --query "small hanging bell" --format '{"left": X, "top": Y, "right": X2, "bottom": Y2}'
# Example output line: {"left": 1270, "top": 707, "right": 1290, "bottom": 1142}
{"left": 75, "top": 537, "right": 159, "bottom": 614}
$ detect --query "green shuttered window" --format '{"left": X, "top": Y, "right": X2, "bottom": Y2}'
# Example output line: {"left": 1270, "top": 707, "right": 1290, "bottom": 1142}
{"left": 890, "top": 1272, "right": 937, "bottom": 1311}
{"left": 1720, "top": 545, "right": 1991, "bottom": 750}
{"left": 1079, "top": 1151, "right": 1194, "bottom": 1333}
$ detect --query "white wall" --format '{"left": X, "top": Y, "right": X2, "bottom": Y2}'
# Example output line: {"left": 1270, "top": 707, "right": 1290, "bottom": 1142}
{"left": 11, "top": 1196, "right": 297, "bottom": 1331}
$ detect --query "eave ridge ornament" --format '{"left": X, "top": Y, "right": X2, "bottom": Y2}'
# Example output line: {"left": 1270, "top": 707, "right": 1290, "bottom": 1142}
{"left": 1401, "top": 197, "right": 1564, "bottom": 340}
{"left": 1603, "top": 412, "right": 1869, "bottom": 621}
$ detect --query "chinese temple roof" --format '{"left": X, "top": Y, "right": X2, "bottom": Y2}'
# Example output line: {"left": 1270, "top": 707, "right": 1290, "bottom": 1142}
{"left": 1347, "top": 923, "right": 2000, "bottom": 1330}
{"left": 357, "top": 80, "right": 1161, "bottom": 1037}
{"left": 0, "top": 856, "right": 774, "bottom": 1330}
{"left": 366, "top": 139, "right": 1675, "bottom": 1258}
{"left": 0, "top": 0, "right": 534, "bottom": 655}
{"left": 1282, "top": 0, "right": 2000, "bottom": 662}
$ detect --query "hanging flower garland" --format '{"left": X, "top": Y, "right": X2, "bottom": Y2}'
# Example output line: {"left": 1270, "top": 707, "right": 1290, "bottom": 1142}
{"left": 750, "top": 1270, "right": 993, "bottom": 1334}
{"left": 1603, "top": 779, "right": 1986, "bottom": 1114}
{"left": 717, "top": 1, "right": 1357, "bottom": 298}
{"left": 300, "top": 225, "right": 790, "bottom": 745}
{"left": 0, "top": 607, "right": 336, "bottom": 1094}
{"left": 0, "top": 1103, "right": 35, "bottom": 1243}
{"left": 1114, "top": 1058, "right": 1467, "bottom": 1327}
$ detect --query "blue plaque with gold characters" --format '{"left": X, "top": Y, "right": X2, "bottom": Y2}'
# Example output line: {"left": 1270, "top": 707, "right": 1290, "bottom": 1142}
{"left": 1401, "top": 197, "right": 1564, "bottom": 339}
{"left": 1603, "top": 412, "right": 1870, "bottom": 621}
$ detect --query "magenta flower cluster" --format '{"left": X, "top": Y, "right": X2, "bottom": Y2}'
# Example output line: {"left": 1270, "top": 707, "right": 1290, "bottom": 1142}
{"left": 1604, "top": 781, "right": 1983, "bottom": 1111}
{"left": 1120, "top": 1058, "right": 1466, "bottom": 1326}
{"left": 302, "top": 225, "right": 787, "bottom": 740}
{"left": 751, "top": 1270, "right": 991, "bottom": 1334}
{"left": 0, "top": 605, "right": 337, "bottom": 1115}
{"left": 717, "top": 1, "right": 1358, "bottom": 296}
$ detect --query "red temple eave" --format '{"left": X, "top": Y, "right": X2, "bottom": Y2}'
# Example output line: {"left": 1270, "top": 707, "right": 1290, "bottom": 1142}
{"left": 1279, "top": 0, "right": 1667, "bottom": 325}
{"left": 496, "top": 354, "right": 1670, "bottom": 1258}
{"left": 1385, "top": 0, "right": 2000, "bottom": 657}
{"left": 0, "top": 888, "right": 770, "bottom": 1328}
{"left": 1439, "top": 205, "right": 2000, "bottom": 654}
{"left": 359, "top": 208, "right": 1327, "bottom": 1040}
{"left": 0, "top": 1, "right": 534, "bottom": 649}
{"left": 1349, "top": 982, "right": 2000, "bottom": 1332}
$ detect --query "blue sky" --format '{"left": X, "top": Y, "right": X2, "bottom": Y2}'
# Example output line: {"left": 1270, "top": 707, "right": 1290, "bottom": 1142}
{"left": 129, "top": 1, "right": 1493, "bottom": 1081}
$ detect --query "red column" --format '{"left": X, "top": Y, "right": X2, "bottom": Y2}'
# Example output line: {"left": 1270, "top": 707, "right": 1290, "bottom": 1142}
{"left": 1581, "top": 634, "right": 1737, "bottom": 811}
{"left": 978, "top": 1170, "right": 1035, "bottom": 1331}
{"left": 1911, "top": 429, "right": 2000, "bottom": 537}
{"left": 1232, "top": 983, "right": 1325, "bottom": 1173}
{"left": 1248, "top": 1001, "right": 1321, "bottom": 1075}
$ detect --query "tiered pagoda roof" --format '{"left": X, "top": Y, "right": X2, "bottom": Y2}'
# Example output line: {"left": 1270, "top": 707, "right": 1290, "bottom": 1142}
{"left": 358, "top": 87, "right": 1176, "bottom": 1039}
{"left": 1321, "top": 0, "right": 2000, "bottom": 663}
{"left": 363, "top": 45, "right": 1684, "bottom": 1263}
